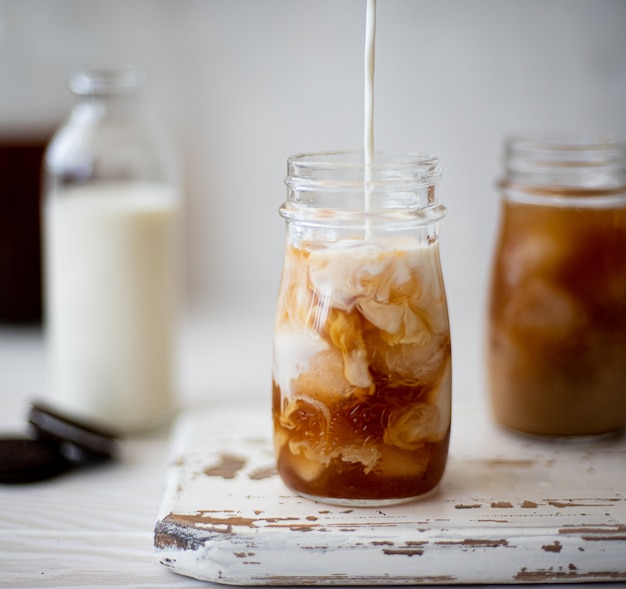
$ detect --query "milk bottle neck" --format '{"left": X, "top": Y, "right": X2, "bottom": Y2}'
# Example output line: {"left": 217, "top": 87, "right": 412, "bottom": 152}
{"left": 45, "top": 67, "right": 177, "bottom": 189}
{"left": 72, "top": 93, "right": 138, "bottom": 125}
{"left": 69, "top": 68, "right": 144, "bottom": 126}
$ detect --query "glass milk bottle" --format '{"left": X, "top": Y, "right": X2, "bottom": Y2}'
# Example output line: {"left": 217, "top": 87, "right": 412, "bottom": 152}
{"left": 487, "top": 136, "right": 626, "bottom": 438}
{"left": 43, "top": 68, "right": 182, "bottom": 432}
{"left": 272, "top": 151, "right": 451, "bottom": 506}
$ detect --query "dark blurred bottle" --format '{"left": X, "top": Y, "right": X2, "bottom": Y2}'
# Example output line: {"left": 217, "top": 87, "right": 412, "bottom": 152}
{"left": 0, "top": 135, "right": 50, "bottom": 324}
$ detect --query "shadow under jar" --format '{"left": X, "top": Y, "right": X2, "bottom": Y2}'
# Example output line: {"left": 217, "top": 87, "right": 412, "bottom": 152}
{"left": 272, "top": 151, "right": 451, "bottom": 506}
{"left": 487, "top": 136, "right": 626, "bottom": 439}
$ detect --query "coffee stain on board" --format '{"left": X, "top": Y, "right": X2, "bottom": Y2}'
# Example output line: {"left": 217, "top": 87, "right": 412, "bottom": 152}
{"left": 203, "top": 453, "right": 247, "bottom": 479}
{"left": 542, "top": 541, "right": 562, "bottom": 553}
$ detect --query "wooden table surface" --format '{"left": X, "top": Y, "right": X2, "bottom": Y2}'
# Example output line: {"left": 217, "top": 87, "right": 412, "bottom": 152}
{"left": 1, "top": 302, "right": 624, "bottom": 589}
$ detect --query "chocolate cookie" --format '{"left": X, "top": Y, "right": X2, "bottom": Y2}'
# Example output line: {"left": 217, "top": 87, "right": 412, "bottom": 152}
{"left": 0, "top": 437, "right": 70, "bottom": 484}
{"left": 29, "top": 401, "right": 120, "bottom": 462}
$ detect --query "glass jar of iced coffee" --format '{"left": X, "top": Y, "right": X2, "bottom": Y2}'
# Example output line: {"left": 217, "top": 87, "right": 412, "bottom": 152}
{"left": 272, "top": 151, "right": 451, "bottom": 506}
{"left": 487, "top": 136, "right": 626, "bottom": 438}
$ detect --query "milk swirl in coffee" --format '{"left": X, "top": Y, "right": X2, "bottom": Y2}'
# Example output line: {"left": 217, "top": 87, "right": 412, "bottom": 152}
{"left": 272, "top": 233, "right": 450, "bottom": 503}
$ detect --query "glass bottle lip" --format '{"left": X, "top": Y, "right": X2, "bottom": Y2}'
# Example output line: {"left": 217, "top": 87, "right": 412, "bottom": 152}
{"left": 503, "top": 134, "right": 626, "bottom": 192}
{"left": 70, "top": 66, "right": 145, "bottom": 97}
{"left": 286, "top": 150, "right": 441, "bottom": 191}
{"left": 282, "top": 150, "right": 445, "bottom": 227}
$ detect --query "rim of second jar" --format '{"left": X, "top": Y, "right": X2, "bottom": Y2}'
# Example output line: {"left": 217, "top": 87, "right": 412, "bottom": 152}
{"left": 501, "top": 134, "right": 626, "bottom": 203}
{"left": 505, "top": 134, "right": 626, "bottom": 168}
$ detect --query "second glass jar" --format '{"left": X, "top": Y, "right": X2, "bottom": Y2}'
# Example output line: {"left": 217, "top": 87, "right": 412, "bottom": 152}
{"left": 272, "top": 151, "right": 451, "bottom": 506}
{"left": 487, "top": 136, "right": 626, "bottom": 438}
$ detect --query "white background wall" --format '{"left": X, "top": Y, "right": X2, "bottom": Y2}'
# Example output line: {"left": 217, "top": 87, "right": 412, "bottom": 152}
{"left": 2, "top": 0, "right": 626, "bottom": 400}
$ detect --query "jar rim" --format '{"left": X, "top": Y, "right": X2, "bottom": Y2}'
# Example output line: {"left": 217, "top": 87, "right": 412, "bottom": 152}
{"left": 504, "top": 134, "right": 626, "bottom": 165}
{"left": 502, "top": 133, "right": 626, "bottom": 191}
{"left": 286, "top": 150, "right": 441, "bottom": 189}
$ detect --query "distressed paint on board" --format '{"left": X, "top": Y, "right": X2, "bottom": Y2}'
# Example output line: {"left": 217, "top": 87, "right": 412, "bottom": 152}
{"left": 154, "top": 405, "right": 626, "bottom": 585}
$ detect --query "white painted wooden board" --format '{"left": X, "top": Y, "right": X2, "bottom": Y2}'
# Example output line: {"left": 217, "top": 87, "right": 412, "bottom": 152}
{"left": 154, "top": 404, "right": 626, "bottom": 586}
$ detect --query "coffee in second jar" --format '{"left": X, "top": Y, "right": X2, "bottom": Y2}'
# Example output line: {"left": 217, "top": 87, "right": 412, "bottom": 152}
{"left": 487, "top": 137, "right": 626, "bottom": 438}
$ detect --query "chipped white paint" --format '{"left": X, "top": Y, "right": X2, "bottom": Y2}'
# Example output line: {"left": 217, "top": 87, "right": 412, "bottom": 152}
{"left": 154, "top": 405, "right": 626, "bottom": 585}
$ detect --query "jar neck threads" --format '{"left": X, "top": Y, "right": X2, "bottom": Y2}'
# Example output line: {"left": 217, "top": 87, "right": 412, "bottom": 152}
{"left": 70, "top": 68, "right": 144, "bottom": 123}
{"left": 504, "top": 136, "right": 626, "bottom": 189}
{"left": 501, "top": 136, "right": 626, "bottom": 207}
{"left": 282, "top": 151, "right": 445, "bottom": 229}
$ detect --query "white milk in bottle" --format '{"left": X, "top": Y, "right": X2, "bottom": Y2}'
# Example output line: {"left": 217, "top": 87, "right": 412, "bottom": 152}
{"left": 44, "top": 182, "right": 180, "bottom": 431}
{"left": 43, "top": 68, "right": 181, "bottom": 432}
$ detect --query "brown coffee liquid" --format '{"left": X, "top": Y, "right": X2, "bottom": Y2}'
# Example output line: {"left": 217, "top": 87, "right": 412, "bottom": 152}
{"left": 273, "top": 377, "right": 450, "bottom": 501}
{"left": 488, "top": 195, "right": 626, "bottom": 436}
